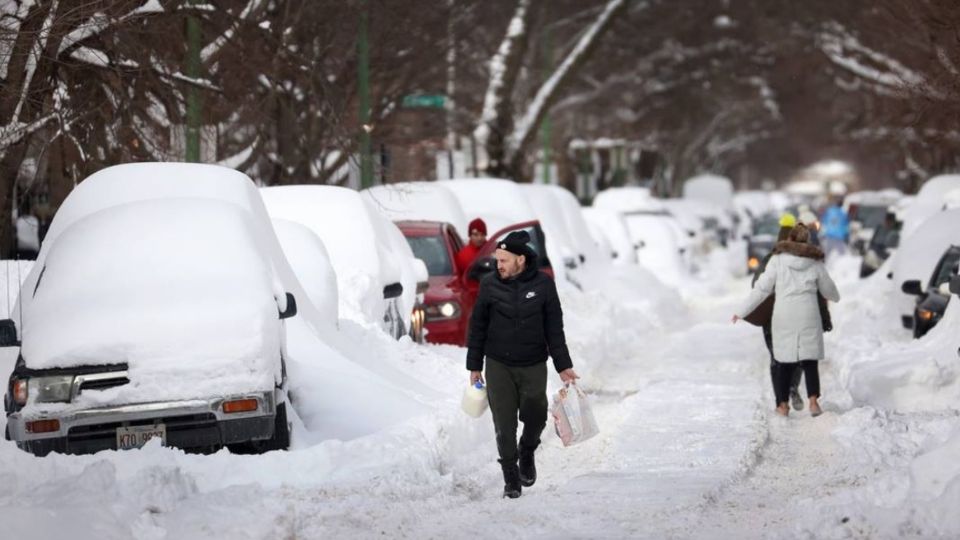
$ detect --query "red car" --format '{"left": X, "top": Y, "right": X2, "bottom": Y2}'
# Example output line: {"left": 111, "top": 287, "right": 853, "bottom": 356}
{"left": 397, "top": 220, "right": 552, "bottom": 346}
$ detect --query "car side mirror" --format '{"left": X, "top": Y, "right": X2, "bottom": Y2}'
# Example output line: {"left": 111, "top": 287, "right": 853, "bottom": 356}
{"left": 279, "top": 293, "right": 298, "bottom": 319}
{"left": 0, "top": 319, "right": 19, "bottom": 347}
{"left": 950, "top": 275, "right": 960, "bottom": 296}
{"left": 468, "top": 256, "right": 496, "bottom": 281}
{"left": 383, "top": 282, "right": 404, "bottom": 299}
{"left": 901, "top": 280, "right": 923, "bottom": 296}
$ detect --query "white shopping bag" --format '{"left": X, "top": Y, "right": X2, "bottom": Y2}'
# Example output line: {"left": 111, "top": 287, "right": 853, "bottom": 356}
{"left": 551, "top": 382, "right": 599, "bottom": 447}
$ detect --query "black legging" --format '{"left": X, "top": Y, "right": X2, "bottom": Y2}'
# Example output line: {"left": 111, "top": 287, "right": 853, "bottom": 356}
{"left": 772, "top": 360, "right": 821, "bottom": 406}
{"left": 764, "top": 324, "right": 803, "bottom": 402}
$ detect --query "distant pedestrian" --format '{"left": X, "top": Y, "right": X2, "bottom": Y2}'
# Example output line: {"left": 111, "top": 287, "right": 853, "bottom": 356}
{"left": 466, "top": 230, "right": 578, "bottom": 498}
{"left": 752, "top": 212, "right": 804, "bottom": 411}
{"left": 456, "top": 217, "right": 487, "bottom": 271}
{"left": 734, "top": 223, "right": 840, "bottom": 417}
{"left": 820, "top": 198, "right": 849, "bottom": 257}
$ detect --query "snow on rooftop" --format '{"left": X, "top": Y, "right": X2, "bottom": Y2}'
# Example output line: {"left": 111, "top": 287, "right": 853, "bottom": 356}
{"left": 362, "top": 182, "right": 468, "bottom": 238}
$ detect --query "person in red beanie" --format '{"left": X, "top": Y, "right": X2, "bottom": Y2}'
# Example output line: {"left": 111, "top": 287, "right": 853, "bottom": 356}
{"left": 457, "top": 218, "right": 487, "bottom": 271}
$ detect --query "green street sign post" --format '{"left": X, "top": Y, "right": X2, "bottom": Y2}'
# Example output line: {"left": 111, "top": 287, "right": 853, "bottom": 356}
{"left": 402, "top": 94, "right": 446, "bottom": 109}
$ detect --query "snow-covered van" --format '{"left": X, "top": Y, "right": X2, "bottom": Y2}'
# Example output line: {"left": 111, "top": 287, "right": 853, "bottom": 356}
{"left": 4, "top": 163, "right": 311, "bottom": 455}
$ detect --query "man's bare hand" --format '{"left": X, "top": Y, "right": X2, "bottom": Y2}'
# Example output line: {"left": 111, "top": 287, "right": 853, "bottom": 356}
{"left": 559, "top": 368, "right": 579, "bottom": 384}
{"left": 470, "top": 371, "right": 484, "bottom": 386}
{"left": 731, "top": 314, "right": 740, "bottom": 324}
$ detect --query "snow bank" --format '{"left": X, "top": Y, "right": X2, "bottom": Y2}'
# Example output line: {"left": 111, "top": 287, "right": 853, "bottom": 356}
{"left": 21, "top": 199, "right": 281, "bottom": 406}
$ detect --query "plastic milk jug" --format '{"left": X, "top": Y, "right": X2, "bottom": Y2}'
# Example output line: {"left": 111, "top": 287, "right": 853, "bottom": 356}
{"left": 461, "top": 382, "right": 489, "bottom": 418}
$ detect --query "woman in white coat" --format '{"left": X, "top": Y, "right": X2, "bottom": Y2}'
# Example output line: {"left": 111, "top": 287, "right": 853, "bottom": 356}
{"left": 733, "top": 223, "right": 840, "bottom": 416}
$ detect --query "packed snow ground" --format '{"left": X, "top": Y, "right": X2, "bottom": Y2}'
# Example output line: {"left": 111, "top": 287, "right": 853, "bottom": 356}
{"left": 1, "top": 251, "right": 959, "bottom": 539}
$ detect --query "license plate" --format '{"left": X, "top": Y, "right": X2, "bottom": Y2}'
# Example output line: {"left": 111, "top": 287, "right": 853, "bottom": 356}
{"left": 116, "top": 424, "right": 166, "bottom": 450}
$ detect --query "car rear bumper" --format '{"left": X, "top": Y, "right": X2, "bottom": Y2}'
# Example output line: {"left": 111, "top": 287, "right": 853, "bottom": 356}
{"left": 6, "top": 391, "right": 277, "bottom": 456}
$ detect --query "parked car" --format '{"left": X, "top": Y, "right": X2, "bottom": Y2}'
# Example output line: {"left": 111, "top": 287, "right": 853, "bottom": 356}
{"left": 581, "top": 207, "right": 639, "bottom": 266}
{"left": 901, "top": 245, "right": 960, "bottom": 338}
{"left": 261, "top": 186, "right": 427, "bottom": 342}
{"left": 395, "top": 220, "right": 471, "bottom": 345}
{"left": 889, "top": 208, "right": 960, "bottom": 331}
{"left": 860, "top": 210, "right": 902, "bottom": 278}
{"left": 5, "top": 163, "right": 302, "bottom": 456}
{"left": 746, "top": 213, "right": 781, "bottom": 273}
{"left": 845, "top": 190, "right": 901, "bottom": 254}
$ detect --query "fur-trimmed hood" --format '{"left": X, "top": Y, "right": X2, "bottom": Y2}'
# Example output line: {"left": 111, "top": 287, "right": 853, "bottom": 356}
{"left": 772, "top": 241, "right": 824, "bottom": 261}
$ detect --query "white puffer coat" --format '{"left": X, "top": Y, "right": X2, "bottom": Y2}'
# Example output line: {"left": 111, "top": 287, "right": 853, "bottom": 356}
{"left": 740, "top": 248, "right": 840, "bottom": 363}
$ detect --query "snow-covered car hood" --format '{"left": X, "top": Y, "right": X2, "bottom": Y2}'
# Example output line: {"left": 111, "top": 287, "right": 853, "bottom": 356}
{"left": 19, "top": 199, "right": 283, "bottom": 408}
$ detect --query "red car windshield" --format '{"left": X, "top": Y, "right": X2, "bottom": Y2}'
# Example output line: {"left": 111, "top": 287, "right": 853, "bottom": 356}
{"left": 405, "top": 235, "right": 454, "bottom": 276}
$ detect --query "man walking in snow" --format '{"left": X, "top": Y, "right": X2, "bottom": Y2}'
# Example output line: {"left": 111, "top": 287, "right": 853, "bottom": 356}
{"left": 466, "top": 230, "right": 578, "bottom": 499}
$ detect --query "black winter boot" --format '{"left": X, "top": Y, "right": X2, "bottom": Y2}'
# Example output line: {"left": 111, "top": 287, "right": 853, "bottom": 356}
{"left": 499, "top": 459, "right": 522, "bottom": 499}
{"left": 518, "top": 443, "right": 537, "bottom": 487}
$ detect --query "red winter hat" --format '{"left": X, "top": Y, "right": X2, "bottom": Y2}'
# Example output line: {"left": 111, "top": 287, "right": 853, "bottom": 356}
{"left": 468, "top": 218, "right": 487, "bottom": 235}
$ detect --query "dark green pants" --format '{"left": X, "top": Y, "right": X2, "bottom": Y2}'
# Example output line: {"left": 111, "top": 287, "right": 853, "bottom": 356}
{"left": 485, "top": 358, "right": 548, "bottom": 463}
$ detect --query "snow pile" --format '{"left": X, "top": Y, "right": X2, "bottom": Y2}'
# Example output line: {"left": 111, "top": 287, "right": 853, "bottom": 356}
{"left": 20, "top": 199, "right": 282, "bottom": 407}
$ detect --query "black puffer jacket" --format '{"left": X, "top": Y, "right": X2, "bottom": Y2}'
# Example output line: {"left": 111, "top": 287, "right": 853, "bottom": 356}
{"left": 466, "top": 254, "right": 572, "bottom": 373}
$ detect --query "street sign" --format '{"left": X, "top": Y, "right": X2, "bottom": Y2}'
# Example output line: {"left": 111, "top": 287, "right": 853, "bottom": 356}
{"left": 402, "top": 94, "right": 446, "bottom": 109}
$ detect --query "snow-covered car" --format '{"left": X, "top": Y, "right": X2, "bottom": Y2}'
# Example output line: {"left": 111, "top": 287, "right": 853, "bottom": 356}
{"left": 899, "top": 174, "right": 960, "bottom": 238}
{"left": 261, "top": 186, "right": 427, "bottom": 342}
{"left": 845, "top": 190, "right": 902, "bottom": 254}
{"left": 593, "top": 187, "right": 692, "bottom": 281}
{"left": 5, "top": 163, "right": 305, "bottom": 456}
{"left": 682, "top": 174, "right": 739, "bottom": 238}
{"left": 581, "top": 207, "right": 638, "bottom": 266}
{"left": 901, "top": 244, "right": 959, "bottom": 338}
{"left": 888, "top": 208, "right": 960, "bottom": 331}
{"left": 362, "top": 182, "right": 469, "bottom": 241}
{"left": 746, "top": 213, "right": 781, "bottom": 273}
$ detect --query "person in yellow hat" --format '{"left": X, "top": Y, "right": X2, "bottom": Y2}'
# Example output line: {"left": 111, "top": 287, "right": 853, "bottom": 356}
{"left": 751, "top": 212, "right": 804, "bottom": 411}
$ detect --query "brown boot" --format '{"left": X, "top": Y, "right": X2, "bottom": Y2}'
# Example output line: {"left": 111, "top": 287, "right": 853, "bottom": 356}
{"left": 809, "top": 396, "right": 823, "bottom": 417}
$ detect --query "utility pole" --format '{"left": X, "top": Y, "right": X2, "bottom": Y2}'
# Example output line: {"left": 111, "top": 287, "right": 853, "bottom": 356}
{"left": 539, "top": 26, "right": 553, "bottom": 184}
{"left": 445, "top": 0, "right": 456, "bottom": 180}
{"left": 358, "top": 1, "right": 374, "bottom": 188}
{"left": 185, "top": 1, "right": 202, "bottom": 162}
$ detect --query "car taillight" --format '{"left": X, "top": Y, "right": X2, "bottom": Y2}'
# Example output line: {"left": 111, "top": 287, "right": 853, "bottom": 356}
{"left": 223, "top": 399, "right": 259, "bottom": 413}
{"left": 12, "top": 378, "right": 27, "bottom": 405}
{"left": 748, "top": 257, "right": 760, "bottom": 270}
{"left": 26, "top": 419, "right": 60, "bottom": 433}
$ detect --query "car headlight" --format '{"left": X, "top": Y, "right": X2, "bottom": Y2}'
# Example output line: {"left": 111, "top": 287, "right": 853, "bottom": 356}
{"left": 425, "top": 301, "right": 461, "bottom": 322}
{"left": 748, "top": 256, "right": 760, "bottom": 270}
{"left": 917, "top": 309, "right": 938, "bottom": 322}
{"left": 29, "top": 375, "right": 75, "bottom": 403}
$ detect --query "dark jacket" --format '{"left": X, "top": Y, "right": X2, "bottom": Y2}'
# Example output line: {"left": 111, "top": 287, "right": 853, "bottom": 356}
{"left": 466, "top": 253, "right": 573, "bottom": 373}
